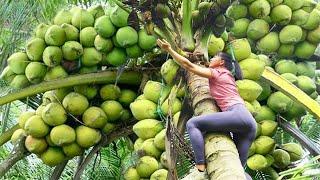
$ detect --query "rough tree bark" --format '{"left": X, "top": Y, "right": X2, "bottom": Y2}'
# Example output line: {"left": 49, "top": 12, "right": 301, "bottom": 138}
{"left": 186, "top": 70, "right": 246, "bottom": 180}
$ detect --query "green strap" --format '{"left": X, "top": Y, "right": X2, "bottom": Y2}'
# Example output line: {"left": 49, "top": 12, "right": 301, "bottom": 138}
{"left": 227, "top": 44, "right": 236, "bottom": 76}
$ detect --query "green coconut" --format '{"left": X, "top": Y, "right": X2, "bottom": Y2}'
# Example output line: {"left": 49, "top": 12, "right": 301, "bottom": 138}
{"left": 50, "top": 124, "right": 76, "bottom": 146}
{"left": 100, "top": 84, "right": 121, "bottom": 100}
{"left": 126, "top": 44, "right": 143, "bottom": 58}
{"left": 94, "top": 35, "right": 113, "bottom": 53}
{"left": 245, "top": 101, "right": 255, "bottom": 115}
{"left": 161, "top": 60, "right": 180, "bottom": 86}
{"left": 26, "top": 38, "right": 46, "bottom": 61}
{"left": 119, "top": 89, "right": 137, "bottom": 107}
{"left": 105, "top": 47, "right": 126, "bottom": 66}
{"left": 230, "top": 18, "right": 250, "bottom": 38}
{"left": 294, "top": 41, "right": 317, "bottom": 59}
{"left": 54, "top": 10, "right": 72, "bottom": 25}
{"left": 226, "top": 4, "right": 248, "bottom": 20}
{"left": 143, "top": 81, "right": 166, "bottom": 103}
{"left": 239, "top": 58, "right": 265, "bottom": 80}
{"left": 161, "top": 97, "right": 182, "bottom": 116}
{"left": 133, "top": 119, "right": 164, "bottom": 140}
{"left": 281, "top": 73, "right": 298, "bottom": 85}
{"left": 141, "top": 138, "right": 162, "bottom": 159}
{"left": 35, "top": 23, "right": 49, "bottom": 39}
{"left": 130, "top": 100, "right": 158, "bottom": 120}
{"left": 25, "top": 135, "right": 47, "bottom": 154}
{"left": 227, "top": 38, "right": 251, "bottom": 61}
{"left": 160, "top": 152, "right": 168, "bottom": 168}
{"left": 88, "top": 5, "right": 105, "bottom": 19}
{"left": 272, "top": 149, "right": 291, "bottom": 168}
{"left": 257, "top": 32, "right": 280, "bottom": 53}
{"left": 112, "top": 35, "right": 121, "bottom": 47}
{"left": 208, "top": 35, "right": 225, "bottom": 56}
{"left": 297, "top": 75, "right": 316, "bottom": 95}
{"left": 236, "top": 79, "right": 263, "bottom": 101}
{"left": 44, "top": 66, "right": 68, "bottom": 81}
{"left": 283, "top": 102, "right": 306, "bottom": 121}
{"left": 102, "top": 123, "right": 116, "bottom": 134}
{"left": 257, "top": 80, "right": 272, "bottom": 101}
{"left": 10, "top": 75, "right": 29, "bottom": 89}
{"left": 290, "top": 9, "right": 309, "bottom": 26}
{"left": 7, "top": 52, "right": 29, "bottom": 75}
{"left": 251, "top": 100, "right": 262, "bottom": 112}
{"left": 303, "top": 0, "right": 317, "bottom": 12}
{"left": 36, "top": 104, "right": 47, "bottom": 116}
{"left": 296, "top": 62, "right": 315, "bottom": 78}
{"left": 71, "top": 9, "right": 94, "bottom": 29}
{"left": 247, "top": 154, "right": 268, "bottom": 170}
{"left": 62, "top": 142, "right": 83, "bottom": 157}
{"left": 40, "top": 147, "right": 65, "bottom": 167}
{"left": 260, "top": 120, "right": 278, "bottom": 137}
{"left": 62, "top": 41, "right": 83, "bottom": 61}
{"left": 25, "top": 62, "right": 47, "bottom": 84}
{"left": 61, "top": 23, "right": 79, "bottom": 41}
{"left": 301, "top": 9, "right": 320, "bottom": 30}
{"left": 11, "top": 129, "right": 27, "bottom": 144}
{"left": 283, "top": 0, "right": 303, "bottom": 10}
{"left": 110, "top": 6, "right": 129, "bottom": 27}
{"left": 43, "top": 46, "right": 63, "bottom": 67}
{"left": 279, "top": 25, "right": 303, "bottom": 44}
{"left": 101, "top": 100, "right": 123, "bottom": 122}
{"left": 154, "top": 129, "right": 165, "bottom": 151}
{"left": 278, "top": 44, "right": 295, "bottom": 57}
{"left": 267, "top": 91, "right": 293, "bottom": 113}
{"left": 255, "top": 136, "right": 276, "bottom": 155}
{"left": 18, "top": 111, "right": 35, "bottom": 129}
{"left": 138, "top": 29, "right": 157, "bottom": 51}
{"left": 255, "top": 106, "right": 276, "bottom": 122}
{"left": 0, "top": 67, "right": 16, "bottom": 83}
{"left": 239, "top": 0, "right": 255, "bottom": 4}
{"left": 24, "top": 115, "right": 49, "bottom": 138}
{"left": 249, "top": 0, "right": 271, "bottom": 18}
{"left": 246, "top": 19, "right": 270, "bottom": 40}
{"left": 150, "top": 169, "right": 168, "bottom": 180}
{"left": 62, "top": 92, "right": 89, "bottom": 115}
{"left": 79, "top": 27, "right": 97, "bottom": 47}
{"left": 134, "top": 138, "right": 144, "bottom": 151}
{"left": 270, "top": 5, "right": 292, "bottom": 25}
{"left": 81, "top": 47, "right": 102, "bottom": 66}
{"left": 256, "top": 123, "right": 262, "bottom": 138}
{"left": 275, "top": 60, "right": 298, "bottom": 75}
{"left": 120, "top": 109, "right": 132, "bottom": 122}
{"left": 41, "top": 102, "right": 67, "bottom": 126}
{"left": 136, "top": 156, "right": 159, "bottom": 178}
{"left": 45, "top": 25, "right": 66, "bottom": 46}
{"left": 124, "top": 167, "right": 140, "bottom": 180}
{"left": 265, "top": 154, "right": 275, "bottom": 167}
{"left": 76, "top": 125, "right": 101, "bottom": 148}
{"left": 307, "top": 26, "right": 320, "bottom": 44}
{"left": 282, "top": 143, "right": 303, "bottom": 161}
{"left": 74, "top": 85, "right": 98, "bottom": 100}
{"left": 82, "top": 106, "right": 107, "bottom": 128}
{"left": 42, "top": 91, "right": 60, "bottom": 104}
{"left": 115, "top": 26, "right": 138, "bottom": 48}
{"left": 248, "top": 142, "right": 256, "bottom": 157}
{"left": 267, "top": 0, "right": 283, "bottom": 7}
{"left": 78, "top": 66, "right": 98, "bottom": 74}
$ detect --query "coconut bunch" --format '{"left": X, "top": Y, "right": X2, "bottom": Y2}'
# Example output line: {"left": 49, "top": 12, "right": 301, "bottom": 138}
{"left": 225, "top": 0, "right": 320, "bottom": 60}
{"left": 10, "top": 83, "right": 139, "bottom": 167}
{"left": 0, "top": 5, "right": 157, "bottom": 89}
{"left": 123, "top": 60, "right": 185, "bottom": 179}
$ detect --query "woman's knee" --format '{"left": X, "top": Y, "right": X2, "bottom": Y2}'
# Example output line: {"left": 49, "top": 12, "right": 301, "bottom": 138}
{"left": 186, "top": 118, "right": 197, "bottom": 131}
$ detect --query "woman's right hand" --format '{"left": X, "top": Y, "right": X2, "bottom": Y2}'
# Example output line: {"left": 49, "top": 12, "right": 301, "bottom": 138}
{"left": 157, "top": 39, "right": 171, "bottom": 52}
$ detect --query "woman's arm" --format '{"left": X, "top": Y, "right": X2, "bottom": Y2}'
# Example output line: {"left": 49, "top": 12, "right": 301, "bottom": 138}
{"left": 157, "top": 39, "right": 212, "bottom": 78}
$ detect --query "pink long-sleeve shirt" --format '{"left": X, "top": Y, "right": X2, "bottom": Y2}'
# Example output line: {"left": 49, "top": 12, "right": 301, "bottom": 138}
{"left": 208, "top": 67, "right": 245, "bottom": 111}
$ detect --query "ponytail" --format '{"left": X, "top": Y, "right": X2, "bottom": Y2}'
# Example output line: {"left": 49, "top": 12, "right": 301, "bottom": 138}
{"left": 217, "top": 52, "right": 243, "bottom": 80}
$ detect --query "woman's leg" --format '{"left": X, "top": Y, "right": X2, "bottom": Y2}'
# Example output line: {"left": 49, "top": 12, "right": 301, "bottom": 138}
{"left": 186, "top": 104, "right": 256, "bottom": 166}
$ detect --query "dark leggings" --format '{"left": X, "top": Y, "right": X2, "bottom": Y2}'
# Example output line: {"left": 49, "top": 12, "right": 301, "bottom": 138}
{"left": 186, "top": 103, "right": 257, "bottom": 167}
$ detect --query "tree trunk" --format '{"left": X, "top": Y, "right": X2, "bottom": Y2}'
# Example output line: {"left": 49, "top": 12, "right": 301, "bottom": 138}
{"left": 186, "top": 71, "right": 246, "bottom": 180}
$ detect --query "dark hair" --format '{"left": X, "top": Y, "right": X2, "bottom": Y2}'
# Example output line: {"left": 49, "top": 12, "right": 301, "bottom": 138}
{"left": 217, "top": 52, "right": 243, "bottom": 80}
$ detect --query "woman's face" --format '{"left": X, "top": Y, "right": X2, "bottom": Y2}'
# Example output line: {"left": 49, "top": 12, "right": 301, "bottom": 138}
{"left": 209, "top": 55, "right": 224, "bottom": 68}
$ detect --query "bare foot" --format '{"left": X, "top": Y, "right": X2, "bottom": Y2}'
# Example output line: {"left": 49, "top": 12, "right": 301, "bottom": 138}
{"left": 196, "top": 164, "right": 206, "bottom": 172}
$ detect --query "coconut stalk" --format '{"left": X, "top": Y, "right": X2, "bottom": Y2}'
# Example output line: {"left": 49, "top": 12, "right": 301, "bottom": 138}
{"left": 0, "top": 124, "right": 19, "bottom": 147}
{"left": 50, "top": 161, "right": 68, "bottom": 180}
{"left": 0, "top": 70, "right": 142, "bottom": 106}
{"left": 181, "top": 0, "right": 195, "bottom": 51}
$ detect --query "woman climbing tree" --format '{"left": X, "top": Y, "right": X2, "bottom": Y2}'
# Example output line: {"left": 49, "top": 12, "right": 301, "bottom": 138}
{"left": 157, "top": 39, "right": 256, "bottom": 179}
